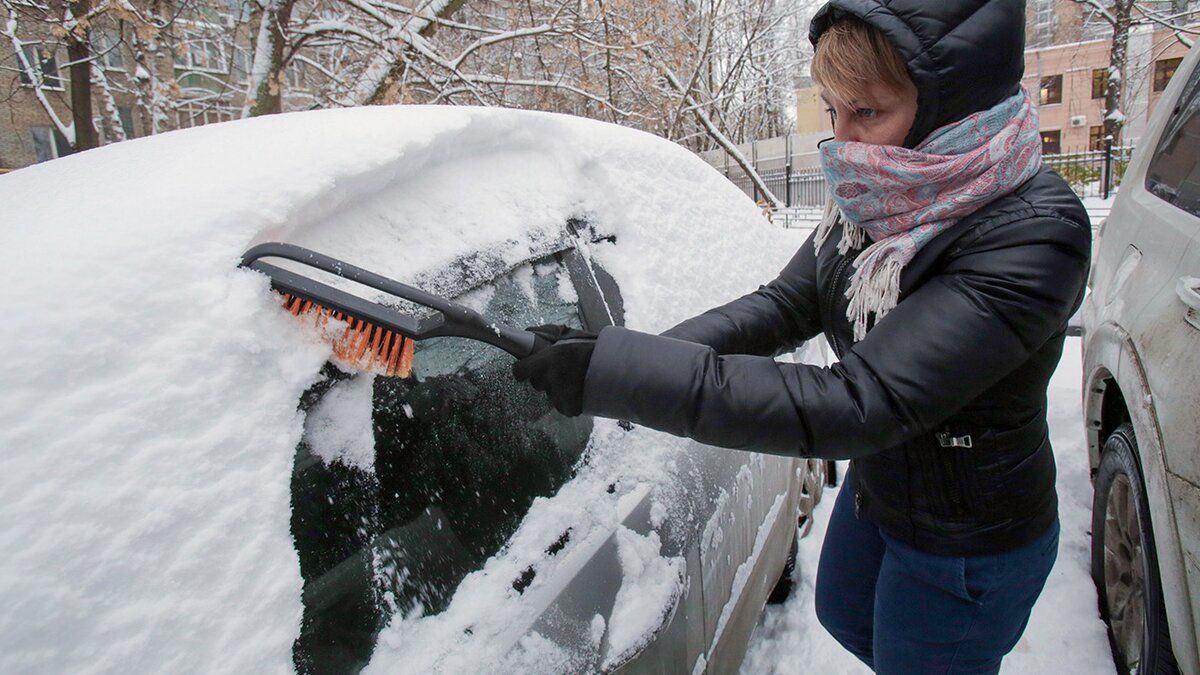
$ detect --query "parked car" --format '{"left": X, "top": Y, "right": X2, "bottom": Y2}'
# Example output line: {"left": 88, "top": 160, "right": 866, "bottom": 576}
{"left": 1081, "top": 44, "right": 1200, "bottom": 675}
{"left": 0, "top": 106, "right": 826, "bottom": 673}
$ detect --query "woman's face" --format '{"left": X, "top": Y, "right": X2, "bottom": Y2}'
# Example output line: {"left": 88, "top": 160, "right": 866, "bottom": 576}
{"left": 823, "top": 80, "right": 919, "bottom": 147}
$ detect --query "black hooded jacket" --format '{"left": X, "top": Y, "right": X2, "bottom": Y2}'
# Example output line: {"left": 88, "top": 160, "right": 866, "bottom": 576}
{"left": 579, "top": 0, "right": 1092, "bottom": 557}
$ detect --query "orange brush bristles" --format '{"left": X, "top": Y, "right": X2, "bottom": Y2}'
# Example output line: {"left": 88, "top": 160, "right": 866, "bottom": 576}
{"left": 280, "top": 293, "right": 415, "bottom": 377}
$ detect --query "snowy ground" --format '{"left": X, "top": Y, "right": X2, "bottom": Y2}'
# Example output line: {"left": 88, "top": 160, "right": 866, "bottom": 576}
{"left": 740, "top": 222, "right": 1117, "bottom": 672}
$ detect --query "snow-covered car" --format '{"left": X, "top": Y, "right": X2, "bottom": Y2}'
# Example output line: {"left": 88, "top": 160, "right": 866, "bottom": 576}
{"left": 1081, "top": 44, "right": 1200, "bottom": 675}
{"left": 0, "top": 106, "right": 828, "bottom": 673}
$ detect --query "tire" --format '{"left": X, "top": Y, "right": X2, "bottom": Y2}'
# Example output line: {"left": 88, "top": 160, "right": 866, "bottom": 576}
{"left": 767, "top": 529, "right": 798, "bottom": 605}
{"left": 825, "top": 459, "right": 839, "bottom": 487}
{"left": 1091, "top": 422, "right": 1179, "bottom": 675}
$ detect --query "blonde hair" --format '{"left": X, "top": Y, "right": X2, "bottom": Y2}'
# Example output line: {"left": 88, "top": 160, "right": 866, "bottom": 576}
{"left": 811, "top": 18, "right": 915, "bottom": 107}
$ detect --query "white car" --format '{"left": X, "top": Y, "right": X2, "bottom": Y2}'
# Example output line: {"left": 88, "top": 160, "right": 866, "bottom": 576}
{"left": 0, "top": 106, "right": 826, "bottom": 673}
{"left": 1081, "top": 44, "right": 1200, "bottom": 675}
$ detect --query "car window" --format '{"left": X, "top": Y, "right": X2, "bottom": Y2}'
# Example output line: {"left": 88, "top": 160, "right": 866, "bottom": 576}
{"left": 290, "top": 255, "right": 594, "bottom": 674}
{"left": 1145, "top": 59, "right": 1200, "bottom": 218}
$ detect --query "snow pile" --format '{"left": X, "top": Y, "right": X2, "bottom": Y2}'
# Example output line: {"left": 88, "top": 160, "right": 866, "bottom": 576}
{"left": 603, "top": 527, "right": 686, "bottom": 669}
{"left": 0, "top": 105, "right": 786, "bottom": 672}
{"left": 305, "top": 374, "right": 377, "bottom": 471}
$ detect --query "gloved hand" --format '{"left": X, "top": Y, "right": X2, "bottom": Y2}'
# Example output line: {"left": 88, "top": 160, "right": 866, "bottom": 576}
{"left": 511, "top": 324, "right": 598, "bottom": 417}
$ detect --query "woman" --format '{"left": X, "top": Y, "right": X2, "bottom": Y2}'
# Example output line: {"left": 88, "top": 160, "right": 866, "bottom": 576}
{"left": 513, "top": 1, "right": 1091, "bottom": 672}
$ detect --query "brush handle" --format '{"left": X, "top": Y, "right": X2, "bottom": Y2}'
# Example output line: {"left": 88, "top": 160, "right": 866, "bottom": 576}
{"left": 241, "top": 242, "right": 537, "bottom": 359}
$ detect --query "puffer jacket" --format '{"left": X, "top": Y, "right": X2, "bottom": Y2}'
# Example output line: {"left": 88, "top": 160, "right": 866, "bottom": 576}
{"left": 579, "top": 0, "right": 1092, "bottom": 557}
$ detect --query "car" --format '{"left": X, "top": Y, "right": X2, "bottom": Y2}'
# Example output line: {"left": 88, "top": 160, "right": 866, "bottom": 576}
{"left": 0, "top": 105, "right": 828, "bottom": 673}
{"left": 1081, "top": 44, "right": 1200, "bottom": 675}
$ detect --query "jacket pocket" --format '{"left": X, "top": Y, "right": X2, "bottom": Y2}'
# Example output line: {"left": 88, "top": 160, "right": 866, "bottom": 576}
{"left": 950, "top": 413, "right": 1050, "bottom": 516}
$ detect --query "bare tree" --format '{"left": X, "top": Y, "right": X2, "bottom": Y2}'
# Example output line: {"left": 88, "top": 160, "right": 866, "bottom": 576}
{"left": 1073, "top": 0, "right": 1200, "bottom": 144}
{"left": 4, "top": 0, "right": 77, "bottom": 145}
{"left": 2, "top": 0, "right": 192, "bottom": 152}
{"left": 4, "top": 0, "right": 811, "bottom": 182}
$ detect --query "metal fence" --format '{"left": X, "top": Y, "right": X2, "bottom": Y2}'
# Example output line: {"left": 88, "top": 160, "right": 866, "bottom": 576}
{"left": 1041, "top": 144, "right": 1135, "bottom": 199}
{"left": 717, "top": 143, "right": 1136, "bottom": 209}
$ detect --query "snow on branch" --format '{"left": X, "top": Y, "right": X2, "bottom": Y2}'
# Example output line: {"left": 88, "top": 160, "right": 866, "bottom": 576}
{"left": 449, "top": 22, "right": 562, "bottom": 70}
{"left": 429, "top": 72, "right": 635, "bottom": 115}
{"left": 300, "top": 19, "right": 387, "bottom": 47}
{"left": 644, "top": 44, "right": 781, "bottom": 208}
{"left": 1073, "top": 0, "right": 1118, "bottom": 25}
{"left": 3, "top": 3, "right": 75, "bottom": 143}
{"left": 1133, "top": 4, "right": 1198, "bottom": 47}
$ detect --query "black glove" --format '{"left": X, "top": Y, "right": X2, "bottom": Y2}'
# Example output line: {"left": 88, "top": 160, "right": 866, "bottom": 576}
{"left": 511, "top": 324, "right": 598, "bottom": 417}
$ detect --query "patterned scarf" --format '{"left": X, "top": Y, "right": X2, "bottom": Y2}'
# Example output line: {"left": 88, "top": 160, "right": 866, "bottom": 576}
{"left": 815, "top": 87, "right": 1042, "bottom": 341}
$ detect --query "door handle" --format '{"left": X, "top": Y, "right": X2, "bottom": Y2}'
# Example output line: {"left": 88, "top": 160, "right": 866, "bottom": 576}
{"left": 1179, "top": 276, "right": 1200, "bottom": 330}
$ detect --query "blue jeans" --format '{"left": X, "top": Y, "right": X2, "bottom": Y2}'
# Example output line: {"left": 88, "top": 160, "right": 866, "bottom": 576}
{"left": 814, "top": 469, "right": 1059, "bottom": 674}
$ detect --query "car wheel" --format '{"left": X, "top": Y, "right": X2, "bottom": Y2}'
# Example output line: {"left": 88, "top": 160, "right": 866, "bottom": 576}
{"left": 768, "top": 459, "right": 827, "bottom": 605}
{"left": 1091, "top": 422, "right": 1179, "bottom": 675}
{"left": 766, "top": 529, "right": 798, "bottom": 605}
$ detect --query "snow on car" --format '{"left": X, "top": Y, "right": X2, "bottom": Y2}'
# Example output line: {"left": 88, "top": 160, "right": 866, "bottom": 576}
{"left": 0, "top": 106, "right": 823, "bottom": 673}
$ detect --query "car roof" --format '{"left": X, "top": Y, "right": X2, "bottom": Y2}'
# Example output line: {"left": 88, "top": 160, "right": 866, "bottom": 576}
{"left": 0, "top": 105, "right": 789, "bottom": 671}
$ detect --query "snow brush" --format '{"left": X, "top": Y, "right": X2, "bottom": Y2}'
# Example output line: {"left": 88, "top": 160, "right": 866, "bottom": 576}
{"left": 240, "top": 242, "right": 537, "bottom": 378}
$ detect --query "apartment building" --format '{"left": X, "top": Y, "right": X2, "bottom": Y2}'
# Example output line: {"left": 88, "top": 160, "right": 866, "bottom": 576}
{"left": 1025, "top": 30, "right": 1188, "bottom": 153}
{"left": 0, "top": 0, "right": 321, "bottom": 172}
{"left": 0, "top": 16, "right": 141, "bottom": 170}
{"left": 795, "top": 1, "right": 1196, "bottom": 154}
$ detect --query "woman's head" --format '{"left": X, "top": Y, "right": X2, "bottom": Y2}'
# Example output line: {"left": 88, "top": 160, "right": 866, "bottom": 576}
{"left": 809, "top": 0, "right": 1028, "bottom": 148}
{"left": 811, "top": 17, "right": 917, "bottom": 146}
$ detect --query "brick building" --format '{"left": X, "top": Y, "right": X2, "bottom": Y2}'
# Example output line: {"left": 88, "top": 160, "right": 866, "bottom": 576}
{"left": 1, "top": 8, "right": 163, "bottom": 171}
{"left": 1024, "top": 30, "right": 1188, "bottom": 153}
{"left": 795, "top": 1, "right": 1197, "bottom": 154}
{"left": 1, "top": 0, "right": 319, "bottom": 172}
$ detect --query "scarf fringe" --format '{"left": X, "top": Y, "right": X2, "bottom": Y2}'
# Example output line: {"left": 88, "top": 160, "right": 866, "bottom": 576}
{"left": 813, "top": 199, "right": 840, "bottom": 253}
{"left": 846, "top": 250, "right": 903, "bottom": 342}
{"left": 838, "top": 218, "right": 867, "bottom": 254}
{"left": 813, "top": 200, "right": 867, "bottom": 257}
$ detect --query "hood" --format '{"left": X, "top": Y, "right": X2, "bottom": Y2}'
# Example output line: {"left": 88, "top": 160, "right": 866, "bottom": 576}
{"left": 810, "top": 0, "right": 1026, "bottom": 148}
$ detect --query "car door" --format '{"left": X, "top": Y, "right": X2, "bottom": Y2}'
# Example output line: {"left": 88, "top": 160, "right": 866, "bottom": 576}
{"left": 1124, "top": 51, "right": 1200, "bottom": 665}
{"left": 1158, "top": 194, "right": 1200, "bottom": 674}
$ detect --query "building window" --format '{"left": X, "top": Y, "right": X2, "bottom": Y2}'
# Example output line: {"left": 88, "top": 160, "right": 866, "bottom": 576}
{"left": 1154, "top": 57, "right": 1183, "bottom": 93}
{"left": 30, "top": 127, "right": 72, "bottom": 163}
{"left": 18, "top": 45, "right": 64, "bottom": 90}
{"left": 1092, "top": 68, "right": 1108, "bottom": 100}
{"left": 175, "top": 101, "right": 237, "bottom": 129}
{"left": 118, "top": 105, "right": 135, "bottom": 138}
{"left": 91, "top": 31, "right": 125, "bottom": 70}
{"left": 175, "top": 33, "right": 227, "bottom": 73}
{"left": 232, "top": 47, "right": 250, "bottom": 83}
{"left": 286, "top": 58, "right": 308, "bottom": 90}
{"left": 224, "top": 0, "right": 252, "bottom": 21}
{"left": 176, "top": 71, "right": 231, "bottom": 94}
{"left": 1041, "top": 129, "right": 1062, "bottom": 155}
{"left": 1040, "top": 74, "right": 1063, "bottom": 105}
{"left": 1033, "top": 0, "right": 1056, "bottom": 48}
{"left": 1089, "top": 125, "right": 1107, "bottom": 151}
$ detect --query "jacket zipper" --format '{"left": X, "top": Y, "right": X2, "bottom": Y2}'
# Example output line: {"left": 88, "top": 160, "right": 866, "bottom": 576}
{"left": 937, "top": 427, "right": 968, "bottom": 516}
{"left": 941, "top": 453, "right": 964, "bottom": 515}
{"left": 824, "top": 256, "right": 853, "bottom": 356}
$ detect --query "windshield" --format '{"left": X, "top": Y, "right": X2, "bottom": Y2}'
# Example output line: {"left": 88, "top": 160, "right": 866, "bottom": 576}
{"left": 290, "top": 256, "right": 593, "bottom": 674}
